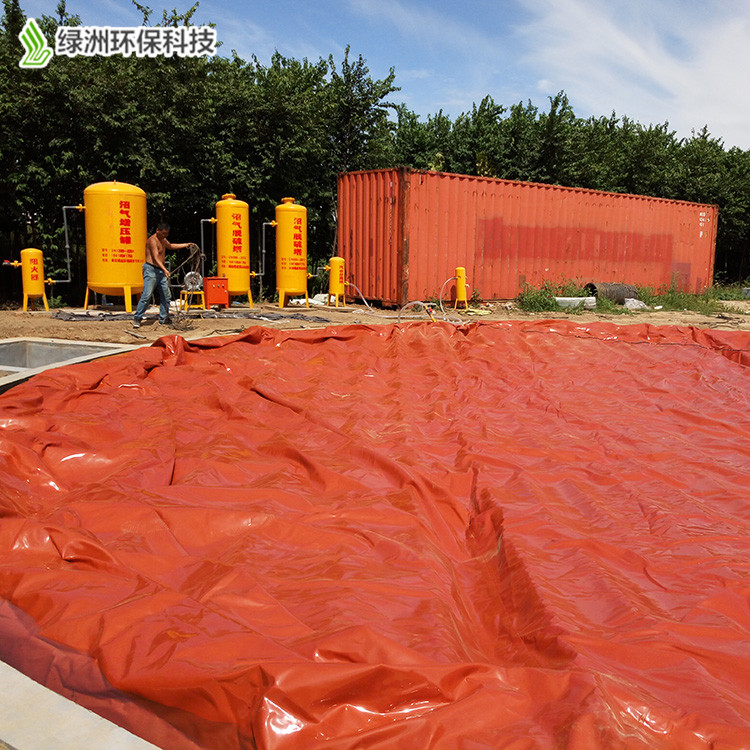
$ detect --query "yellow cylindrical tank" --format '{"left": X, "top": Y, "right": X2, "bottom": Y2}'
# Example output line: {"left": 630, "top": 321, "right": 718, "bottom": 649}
{"left": 326, "top": 256, "right": 346, "bottom": 307}
{"left": 275, "top": 197, "right": 308, "bottom": 307}
{"left": 83, "top": 181, "right": 146, "bottom": 312}
{"left": 216, "top": 193, "right": 252, "bottom": 305}
{"left": 454, "top": 266, "right": 468, "bottom": 309}
{"left": 20, "top": 248, "right": 48, "bottom": 311}
{"left": 21, "top": 248, "right": 45, "bottom": 298}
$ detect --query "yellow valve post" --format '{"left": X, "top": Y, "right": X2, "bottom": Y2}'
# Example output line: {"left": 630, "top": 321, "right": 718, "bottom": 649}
{"left": 325, "top": 256, "right": 346, "bottom": 307}
{"left": 454, "top": 266, "right": 468, "bottom": 309}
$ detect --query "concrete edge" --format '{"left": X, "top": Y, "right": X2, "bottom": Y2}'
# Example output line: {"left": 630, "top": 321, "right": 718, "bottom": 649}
{"left": 0, "top": 338, "right": 142, "bottom": 394}
{"left": 0, "top": 660, "right": 158, "bottom": 749}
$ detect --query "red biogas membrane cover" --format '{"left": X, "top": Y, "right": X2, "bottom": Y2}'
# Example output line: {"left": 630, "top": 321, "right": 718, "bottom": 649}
{"left": 1, "top": 321, "right": 749, "bottom": 749}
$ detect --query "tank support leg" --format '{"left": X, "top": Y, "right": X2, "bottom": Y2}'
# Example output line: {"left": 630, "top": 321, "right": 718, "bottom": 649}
{"left": 22, "top": 294, "right": 48, "bottom": 312}
{"left": 123, "top": 286, "right": 132, "bottom": 313}
{"left": 84, "top": 286, "right": 90, "bottom": 310}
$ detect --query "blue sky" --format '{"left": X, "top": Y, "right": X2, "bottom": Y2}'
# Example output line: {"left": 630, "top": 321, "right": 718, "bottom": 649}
{"left": 19, "top": 0, "right": 750, "bottom": 149}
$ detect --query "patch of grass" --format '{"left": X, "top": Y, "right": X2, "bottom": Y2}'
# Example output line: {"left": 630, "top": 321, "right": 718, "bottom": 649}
{"left": 556, "top": 280, "right": 589, "bottom": 297}
{"left": 705, "top": 282, "right": 750, "bottom": 301}
{"left": 595, "top": 296, "right": 630, "bottom": 315}
{"left": 516, "top": 280, "right": 588, "bottom": 312}
{"left": 517, "top": 281, "right": 559, "bottom": 311}
{"left": 518, "top": 279, "right": 748, "bottom": 316}
{"left": 636, "top": 283, "right": 735, "bottom": 315}
{"left": 635, "top": 286, "right": 657, "bottom": 306}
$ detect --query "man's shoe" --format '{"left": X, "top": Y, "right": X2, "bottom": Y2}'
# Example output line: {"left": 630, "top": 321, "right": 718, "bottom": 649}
{"left": 133, "top": 320, "right": 141, "bottom": 329}
{"left": 159, "top": 317, "right": 173, "bottom": 325}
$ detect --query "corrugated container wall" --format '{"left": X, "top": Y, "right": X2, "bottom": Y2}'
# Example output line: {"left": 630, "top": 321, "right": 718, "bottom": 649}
{"left": 337, "top": 168, "right": 718, "bottom": 305}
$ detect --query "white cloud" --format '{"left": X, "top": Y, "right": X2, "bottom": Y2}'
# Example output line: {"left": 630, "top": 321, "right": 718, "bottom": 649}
{"left": 348, "top": 0, "right": 500, "bottom": 60}
{"left": 196, "top": 6, "right": 331, "bottom": 65}
{"left": 398, "top": 68, "right": 433, "bottom": 81}
{"left": 515, "top": 0, "right": 750, "bottom": 148}
{"left": 346, "top": 0, "right": 518, "bottom": 114}
{"left": 23, "top": 0, "right": 142, "bottom": 24}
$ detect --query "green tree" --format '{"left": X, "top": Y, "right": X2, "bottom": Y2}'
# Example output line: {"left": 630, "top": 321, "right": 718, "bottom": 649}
{"left": 391, "top": 105, "right": 433, "bottom": 169}
{"left": 534, "top": 92, "right": 577, "bottom": 184}
{"left": 677, "top": 128, "right": 750, "bottom": 280}
{"left": 325, "top": 46, "right": 397, "bottom": 174}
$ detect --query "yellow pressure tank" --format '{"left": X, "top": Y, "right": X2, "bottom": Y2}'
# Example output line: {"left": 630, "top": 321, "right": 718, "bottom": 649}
{"left": 20, "top": 248, "right": 48, "bottom": 311}
{"left": 326, "top": 256, "right": 346, "bottom": 307}
{"left": 275, "top": 197, "right": 308, "bottom": 307}
{"left": 216, "top": 193, "right": 253, "bottom": 306}
{"left": 83, "top": 181, "right": 146, "bottom": 312}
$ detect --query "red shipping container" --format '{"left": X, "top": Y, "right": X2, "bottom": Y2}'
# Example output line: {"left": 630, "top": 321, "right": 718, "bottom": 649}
{"left": 337, "top": 168, "right": 718, "bottom": 304}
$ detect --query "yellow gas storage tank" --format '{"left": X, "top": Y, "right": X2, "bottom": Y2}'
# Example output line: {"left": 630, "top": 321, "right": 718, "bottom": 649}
{"left": 83, "top": 181, "right": 146, "bottom": 311}
{"left": 216, "top": 193, "right": 251, "bottom": 301}
{"left": 275, "top": 197, "right": 308, "bottom": 307}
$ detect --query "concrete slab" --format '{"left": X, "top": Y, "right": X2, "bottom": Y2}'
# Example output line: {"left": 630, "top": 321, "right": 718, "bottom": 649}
{"left": 0, "top": 338, "right": 139, "bottom": 393}
{"left": 555, "top": 296, "right": 596, "bottom": 309}
{"left": 0, "top": 660, "right": 158, "bottom": 749}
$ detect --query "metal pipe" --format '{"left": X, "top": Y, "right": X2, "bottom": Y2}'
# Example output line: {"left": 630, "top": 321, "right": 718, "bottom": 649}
{"left": 260, "top": 220, "right": 276, "bottom": 303}
{"left": 58, "top": 205, "right": 83, "bottom": 284}
{"left": 261, "top": 221, "right": 275, "bottom": 278}
{"left": 584, "top": 281, "right": 639, "bottom": 304}
{"left": 200, "top": 218, "right": 216, "bottom": 277}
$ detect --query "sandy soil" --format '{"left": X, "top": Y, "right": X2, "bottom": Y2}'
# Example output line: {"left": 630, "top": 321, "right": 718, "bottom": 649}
{"left": 1, "top": 299, "right": 749, "bottom": 345}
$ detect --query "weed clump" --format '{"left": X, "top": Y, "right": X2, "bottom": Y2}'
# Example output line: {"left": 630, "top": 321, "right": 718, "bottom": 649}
{"left": 637, "top": 283, "right": 742, "bottom": 315}
{"left": 516, "top": 280, "right": 588, "bottom": 312}
{"left": 517, "top": 281, "right": 558, "bottom": 311}
{"left": 595, "top": 296, "right": 630, "bottom": 314}
{"left": 518, "top": 279, "right": 748, "bottom": 316}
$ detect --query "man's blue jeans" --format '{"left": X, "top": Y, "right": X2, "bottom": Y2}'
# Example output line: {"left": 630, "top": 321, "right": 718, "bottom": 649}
{"left": 134, "top": 263, "right": 170, "bottom": 323}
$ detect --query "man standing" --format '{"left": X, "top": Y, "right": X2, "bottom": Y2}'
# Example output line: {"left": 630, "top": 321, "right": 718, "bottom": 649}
{"left": 133, "top": 222, "right": 190, "bottom": 327}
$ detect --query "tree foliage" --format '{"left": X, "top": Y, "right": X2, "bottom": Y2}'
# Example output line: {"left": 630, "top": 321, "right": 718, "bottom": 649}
{"left": 1, "top": 0, "right": 748, "bottom": 304}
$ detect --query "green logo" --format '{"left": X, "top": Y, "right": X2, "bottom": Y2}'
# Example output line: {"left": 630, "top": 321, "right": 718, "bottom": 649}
{"left": 19, "top": 19, "right": 53, "bottom": 68}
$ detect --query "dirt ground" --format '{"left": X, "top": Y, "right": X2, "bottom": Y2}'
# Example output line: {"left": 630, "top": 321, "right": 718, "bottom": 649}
{"left": 1, "top": 299, "right": 750, "bottom": 345}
